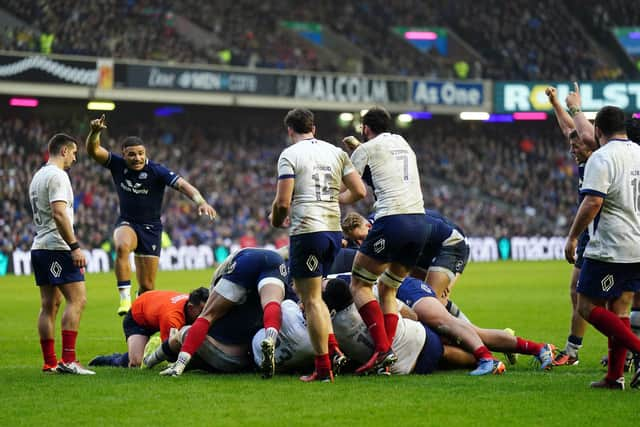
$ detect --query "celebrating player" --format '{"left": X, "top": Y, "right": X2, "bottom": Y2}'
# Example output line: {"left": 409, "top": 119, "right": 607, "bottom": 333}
{"left": 29, "top": 133, "right": 94, "bottom": 375}
{"left": 545, "top": 85, "right": 595, "bottom": 366}
{"left": 85, "top": 115, "right": 217, "bottom": 315}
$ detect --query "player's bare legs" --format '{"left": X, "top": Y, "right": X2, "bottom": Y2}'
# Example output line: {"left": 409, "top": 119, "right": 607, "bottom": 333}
{"left": 350, "top": 252, "right": 399, "bottom": 374}
{"left": 134, "top": 255, "right": 159, "bottom": 294}
{"left": 127, "top": 335, "right": 149, "bottom": 367}
{"left": 57, "top": 281, "right": 88, "bottom": 367}
{"left": 557, "top": 267, "right": 588, "bottom": 366}
{"left": 114, "top": 225, "right": 137, "bottom": 315}
{"left": 38, "top": 286, "right": 62, "bottom": 369}
{"left": 296, "top": 276, "right": 333, "bottom": 381}
{"left": 578, "top": 292, "right": 640, "bottom": 388}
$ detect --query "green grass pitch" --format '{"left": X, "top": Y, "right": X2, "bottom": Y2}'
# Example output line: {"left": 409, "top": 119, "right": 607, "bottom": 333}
{"left": 0, "top": 261, "right": 637, "bottom": 426}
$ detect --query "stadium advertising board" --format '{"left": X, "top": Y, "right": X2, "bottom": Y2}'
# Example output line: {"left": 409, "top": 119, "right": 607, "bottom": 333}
{"left": 278, "top": 74, "right": 408, "bottom": 103}
{"left": 412, "top": 80, "right": 484, "bottom": 106}
{"left": 125, "top": 64, "right": 276, "bottom": 94}
{"left": 0, "top": 54, "right": 98, "bottom": 85}
{"left": 1, "top": 236, "right": 569, "bottom": 276}
{"left": 495, "top": 82, "right": 640, "bottom": 112}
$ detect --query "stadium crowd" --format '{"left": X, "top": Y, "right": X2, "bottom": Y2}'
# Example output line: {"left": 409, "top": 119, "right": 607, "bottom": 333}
{"left": 0, "top": 112, "right": 579, "bottom": 256}
{"left": 0, "top": 0, "right": 629, "bottom": 79}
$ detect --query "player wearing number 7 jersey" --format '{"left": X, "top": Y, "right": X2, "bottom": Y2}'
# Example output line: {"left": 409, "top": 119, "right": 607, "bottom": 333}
{"left": 271, "top": 108, "right": 366, "bottom": 382}
{"left": 342, "top": 107, "right": 429, "bottom": 375}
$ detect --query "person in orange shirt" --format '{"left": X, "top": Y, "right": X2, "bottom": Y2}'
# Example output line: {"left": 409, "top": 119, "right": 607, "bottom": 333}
{"left": 89, "top": 287, "right": 209, "bottom": 367}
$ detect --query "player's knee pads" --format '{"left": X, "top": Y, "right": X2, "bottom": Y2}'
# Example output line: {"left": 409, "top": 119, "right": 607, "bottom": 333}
{"left": 351, "top": 265, "right": 377, "bottom": 285}
{"left": 378, "top": 269, "right": 404, "bottom": 289}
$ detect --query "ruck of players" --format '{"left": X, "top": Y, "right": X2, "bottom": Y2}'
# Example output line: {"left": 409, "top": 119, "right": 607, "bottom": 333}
{"left": 29, "top": 101, "right": 640, "bottom": 390}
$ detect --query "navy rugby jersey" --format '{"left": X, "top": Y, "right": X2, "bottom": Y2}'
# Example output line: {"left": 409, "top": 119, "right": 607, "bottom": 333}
{"left": 104, "top": 153, "right": 180, "bottom": 223}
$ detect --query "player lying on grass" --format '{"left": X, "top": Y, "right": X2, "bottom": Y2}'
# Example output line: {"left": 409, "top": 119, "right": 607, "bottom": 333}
{"left": 88, "top": 288, "right": 209, "bottom": 367}
{"left": 144, "top": 248, "right": 289, "bottom": 377}
{"left": 324, "top": 278, "right": 555, "bottom": 375}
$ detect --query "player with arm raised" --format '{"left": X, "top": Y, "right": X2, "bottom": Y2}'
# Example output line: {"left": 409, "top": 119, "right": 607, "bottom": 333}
{"left": 29, "top": 133, "right": 94, "bottom": 375}
{"left": 544, "top": 85, "right": 594, "bottom": 366}
{"left": 85, "top": 115, "right": 217, "bottom": 315}
{"left": 271, "top": 108, "right": 366, "bottom": 382}
{"left": 342, "top": 107, "right": 429, "bottom": 375}
{"left": 563, "top": 106, "right": 640, "bottom": 389}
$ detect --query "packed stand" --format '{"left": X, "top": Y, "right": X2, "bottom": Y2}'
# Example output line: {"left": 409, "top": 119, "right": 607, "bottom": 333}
{"left": 2, "top": 0, "right": 626, "bottom": 79}
{"left": 0, "top": 112, "right": 581, "bottom": 257}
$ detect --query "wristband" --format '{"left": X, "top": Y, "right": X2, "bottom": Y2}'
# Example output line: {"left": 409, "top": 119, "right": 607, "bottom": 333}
{"left": 69, "top": 242, "right": 80, "bottom": 251}
{"left": 568, "top": 106, "right": 581, "bottom": 117}
{"left": 192, "top": 193, "right": 205, "bottom": 205}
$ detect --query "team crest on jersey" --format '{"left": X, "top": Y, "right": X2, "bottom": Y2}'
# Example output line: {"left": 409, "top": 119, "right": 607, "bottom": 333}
{"left": 279, "top": 263, "right": 288, "bottom": 277}
{"left": 224, "top": 261, "right": 236, "bottom": 275}
{"left": 601, "top": 274, "right": 614, "bottom": 292}
{"left": 50, "top": 261, "right": 62, "bottom": 278}
{"left": 139, "top": 172, "right": 148, "bottom": 179}
{"left": 373, "top": 238, "right": 386, "bottom": 253}
{"left": 306, "top": 255, "right": 319, "bottom": 272}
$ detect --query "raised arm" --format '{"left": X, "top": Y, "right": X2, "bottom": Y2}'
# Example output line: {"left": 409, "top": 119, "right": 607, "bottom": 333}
{"left": 174, "top": 177, "right": 217, "bottom": 220}
{"left": 566, "top": 82, "right": 598, "bottom": 150}
{"left": 85, "top": 114, "right": 110, "bottom": 165}
{"left": 546, "top": 86, "right": 574, "bottom": 139}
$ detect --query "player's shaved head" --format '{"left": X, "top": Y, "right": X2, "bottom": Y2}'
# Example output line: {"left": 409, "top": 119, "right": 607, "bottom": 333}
{"left": 322, "top": 278, "right": 353, "bottom": 312}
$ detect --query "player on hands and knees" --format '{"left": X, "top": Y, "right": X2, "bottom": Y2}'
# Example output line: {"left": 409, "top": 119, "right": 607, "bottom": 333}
{"left": 88, "top": 287, "right": 208, "bottom": 367}
{"left": 563, "top": 106, "right": 640, "bottom": 389}
{"left": 29, "top": 133, "right": 94, "bottom": 375}
{"left": 342, "top": 107, "right": 429, "bottom": 375}
{"left": 85, "top": 115, "right": 217, "bottom": 315}
{"left": 271, "top": 108, "right": 366, "bottom": 382}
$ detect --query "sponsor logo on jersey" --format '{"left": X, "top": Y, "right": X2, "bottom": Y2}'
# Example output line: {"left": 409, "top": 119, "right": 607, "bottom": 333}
{"left": 139, "top": 172, "right": 148, "bottom": 179}
{"left": 373, "top": 238, "right": 386, "bottom": 254}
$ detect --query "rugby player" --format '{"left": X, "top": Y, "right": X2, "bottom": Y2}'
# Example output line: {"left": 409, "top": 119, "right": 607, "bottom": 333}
{"left": 342, "top": 107, "right": 428, "bottom": 375}
{"left": 29, "top": 133, "right": 94, "bottom": 375}
{"left": 85, "top": 115, "right": 217, "bottom": 315}
{"left": 563, "top": 106, "right": 640, "bottom": 389}
{"left": 88, "top": 287, "right": 209, "bottom": 367}
{"left": 271, "top": 108, "right": 366, "bottom": 382}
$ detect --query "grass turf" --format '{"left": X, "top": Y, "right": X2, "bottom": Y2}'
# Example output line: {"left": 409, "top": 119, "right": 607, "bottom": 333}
{"left": 0, "top": 261, "right": 637, "bottom": 426}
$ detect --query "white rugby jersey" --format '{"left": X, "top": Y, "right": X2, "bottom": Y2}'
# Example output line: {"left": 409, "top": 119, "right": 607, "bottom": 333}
{"left": 277, "top": 138, "right": 355, "bottom": 236}
{"left": 581, "top": 139, "right": 640, "bottom": 262}
{"left": 351, "top": 132, "right": 424, "bottom": 219}
{"left": 251, "top": 300, "right": 314, "bottom": 372}
{"left": 331, "top": 304, "right": 426, "bottom": 374}
{"left": 29, "top": 164, "right": 74, "bottom": 250}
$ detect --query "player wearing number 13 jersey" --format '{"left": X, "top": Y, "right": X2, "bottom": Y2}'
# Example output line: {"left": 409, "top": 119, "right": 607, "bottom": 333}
{"left": 343, "top": 107, "right": 428, "bottom": 375}
{"left": 271, "top": 108, "right": 366, "bottom": 382}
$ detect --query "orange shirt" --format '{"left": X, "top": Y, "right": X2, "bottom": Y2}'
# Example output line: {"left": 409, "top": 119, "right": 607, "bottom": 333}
{"left": 131, "top": 290, "right": 189, "bottom": 341}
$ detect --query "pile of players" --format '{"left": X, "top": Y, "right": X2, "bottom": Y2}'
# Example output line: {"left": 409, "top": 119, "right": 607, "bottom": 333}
{"left": 32, "top": 98, "right": 640, "bottom": 389}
